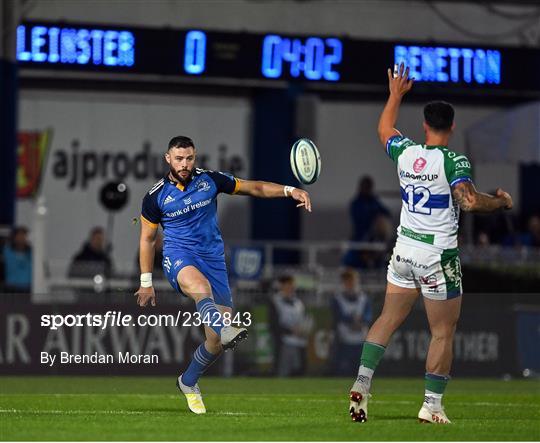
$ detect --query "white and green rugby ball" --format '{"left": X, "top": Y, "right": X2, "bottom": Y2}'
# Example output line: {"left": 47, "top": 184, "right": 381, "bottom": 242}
{"left": 290, "top": 138, "right": 321, "bottom": 185}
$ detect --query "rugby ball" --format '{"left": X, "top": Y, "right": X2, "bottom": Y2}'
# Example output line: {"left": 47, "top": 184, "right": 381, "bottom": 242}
{"left": 290, "top": 138, "right": 321, "bottom": 185}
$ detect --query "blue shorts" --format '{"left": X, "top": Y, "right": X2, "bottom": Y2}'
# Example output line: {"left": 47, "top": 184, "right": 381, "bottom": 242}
{"left": 162, "top": 252, "right": 233, "bottom": 308}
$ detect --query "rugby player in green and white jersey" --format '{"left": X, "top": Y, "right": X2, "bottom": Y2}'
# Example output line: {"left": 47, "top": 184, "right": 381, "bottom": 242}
{"left": 349, "top": 63, "right": 513, "bottom": 424}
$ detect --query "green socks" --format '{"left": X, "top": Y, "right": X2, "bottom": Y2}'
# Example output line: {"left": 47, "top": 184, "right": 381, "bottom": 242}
{"left": 425, "top": 373, "right": 450, "bottom": 394}
{"left": 424, "top": 373, "right": 450, "bottom": 410}
{"left": 356, "top": 342, "right": 386, "bottom": 390}
{"left": 360, "top": 341, "right": 386, "bottom": 370}
{"left": 357, "top": 344, "right": 450, "bottom": 411}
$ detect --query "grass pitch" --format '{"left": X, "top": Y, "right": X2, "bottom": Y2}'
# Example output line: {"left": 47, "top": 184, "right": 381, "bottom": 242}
{"left": 1, "top": 376, "right": 539, "bottom": 441}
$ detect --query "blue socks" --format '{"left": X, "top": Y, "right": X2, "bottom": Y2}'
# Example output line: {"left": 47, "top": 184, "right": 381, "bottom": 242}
{"left": 182, "top": 343, "right": 220, "bottom": 387}
{"left": 182, "top": 298, "right": 223, "bottom": 387}
{"left": 196, "top": 298, "right": 223, "bottom": 335}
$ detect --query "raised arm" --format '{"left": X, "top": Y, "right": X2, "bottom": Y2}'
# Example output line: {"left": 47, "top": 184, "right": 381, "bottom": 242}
{"left": 135, "top": 220, "right": 158, "bottom": 306}
{"left": 452, "top": 181, "right": 513, "bottom": 213}
{"left": 378, "top": 63, "right": 414, "bottom": 147}
{"left": 234, "top": 179, "right": 312, "bottom": 212}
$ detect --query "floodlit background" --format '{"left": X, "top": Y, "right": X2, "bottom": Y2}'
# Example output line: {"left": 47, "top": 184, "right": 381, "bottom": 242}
{"left": 1, "top": 0, "right": 539, "bottom": 380}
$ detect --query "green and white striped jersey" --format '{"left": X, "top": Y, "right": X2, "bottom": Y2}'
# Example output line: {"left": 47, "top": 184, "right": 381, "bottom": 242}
{"left": 386, "top": 135, "right": 473, "bottom": 251}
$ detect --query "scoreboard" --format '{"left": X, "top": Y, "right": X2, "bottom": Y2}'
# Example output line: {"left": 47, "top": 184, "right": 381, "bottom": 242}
{"left": 16, "top": 21, "right": 540, "bottom": 95}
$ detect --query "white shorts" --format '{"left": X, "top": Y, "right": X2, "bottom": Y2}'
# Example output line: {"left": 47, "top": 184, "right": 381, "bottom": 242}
{"left": 387, "top": 241, "right": 463, "bottom": 300}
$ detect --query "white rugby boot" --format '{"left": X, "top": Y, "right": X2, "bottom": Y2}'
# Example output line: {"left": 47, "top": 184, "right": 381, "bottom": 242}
{"left": 418, "top": 404, "right": 452, "bottom": 424}
{"left": 220, "top": 325, "right": 248, "bottom": 350}
{"left": 349, "top": 377, "right": 371, "bottom": 422}
{"left": 176, "top": 374, "right": 206, "bottom": 414}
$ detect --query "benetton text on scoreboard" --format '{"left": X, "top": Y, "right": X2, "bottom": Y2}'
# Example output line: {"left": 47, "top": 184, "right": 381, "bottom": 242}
{"left": 16, "top": 22, "right": 540, "bottom": 92}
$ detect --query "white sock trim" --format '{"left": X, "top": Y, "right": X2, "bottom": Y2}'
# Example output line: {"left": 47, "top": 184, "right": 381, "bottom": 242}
{"left": 424, "top": 390, "right": 443, "bottom": 409}
{"left": 358, "top": 366, "right": 374, "bottom": 379}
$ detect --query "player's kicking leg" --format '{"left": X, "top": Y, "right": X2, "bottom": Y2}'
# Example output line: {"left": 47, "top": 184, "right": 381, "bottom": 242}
{"left": 350, "top": 282, "right": 419, "bottom": 422}
{"left": 175, "top": 266, "right": 247, "bottom": 414}
{"left": 417, "top": 295, "right": 461, "bottom": 424}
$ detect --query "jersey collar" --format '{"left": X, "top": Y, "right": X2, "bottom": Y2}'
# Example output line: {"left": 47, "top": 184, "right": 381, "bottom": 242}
{"left": 424, "top": 144, "right": 447, "bottom": 150}
{"left": 166, "top": 172, "right": 191, "bottom": 191}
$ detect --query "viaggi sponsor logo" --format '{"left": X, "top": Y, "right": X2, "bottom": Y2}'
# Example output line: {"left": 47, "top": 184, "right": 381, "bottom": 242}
{"left": 396, "top": 255, "right": 429, "bottom": 270}
{"left": 400, "top": 170, "right": 438, "bottom": 181}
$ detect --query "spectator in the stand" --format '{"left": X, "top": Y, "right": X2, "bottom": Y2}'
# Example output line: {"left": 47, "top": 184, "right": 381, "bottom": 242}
{"left": 269, "top": 275, "right": 311, "bottom": 376}
{"left": 362, "top": 214, "right": 394, "bottom": 268}
{"left": 2, "top": 226, "right": 32, "bottom": 293}
{"left": 331, "top": 269, "right": 372, "bottom": 376}
{"left": 344, "top": 176, "right": 391, "bottom": 268}
{"left": 68, "top": 227, "right": 114, "bottom": 278}
{"left": 350, "top": 176, "right": 391, "bottom": 241}
{"left": 477, "top": 231, "right": 491, "bottom": 247}
{"left": 519, "top": 215, "right": 540, "bottom": 248}
{"left": 0, "top": 234, "right": 6, "bottom": 287}
{"left": 365, "top": 214, "right": 393, "bottom": 244}
{"left": 474, "top": 191, "right": 514, "bottom": 246}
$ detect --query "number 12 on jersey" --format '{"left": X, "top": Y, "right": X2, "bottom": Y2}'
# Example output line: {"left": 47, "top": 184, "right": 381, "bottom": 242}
{"left": 404, "top": 185, "right": 432, "bottom": 215}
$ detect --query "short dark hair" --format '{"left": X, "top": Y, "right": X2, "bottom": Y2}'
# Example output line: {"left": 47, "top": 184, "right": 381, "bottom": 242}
{"left": 423, "top": 101, "right": 454, "bottom": 131}
{"left": 359, "top": 175, "right": 374, "bottom": 194}
{"left": 10, "top": 226, "right": 28, "bottom": 241}
{"left": 278, "top": 274, "right": 294, "bottom": 285}
{"left": 10, "top": 226, "right": 30, "bottom": 250}
{"left": 341, "top": 269, "right": 358, "bottom": 282}
{"left": 90, "top": 227, "right": 104, "bottom": 237}
{"left": 168, "top": 136, "right": 195, "bottom": 150}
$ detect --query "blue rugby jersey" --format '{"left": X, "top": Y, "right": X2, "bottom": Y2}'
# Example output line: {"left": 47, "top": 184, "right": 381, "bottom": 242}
{"left": 141, "top": 168, "right": 240, "bottom": 258}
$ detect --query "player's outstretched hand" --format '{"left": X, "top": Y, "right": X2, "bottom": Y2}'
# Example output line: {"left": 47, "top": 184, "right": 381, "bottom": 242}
{"left": 496, "top": 188, "right": 513, "bottom": 210}
{"left": 291, "top": 188, "right": 312, "bottom": 212}
{"left": 135, "top": 286, "right": 156, "bottom": 307}
{"left": 387, "top": 62, "right": 414, "bottom": 97}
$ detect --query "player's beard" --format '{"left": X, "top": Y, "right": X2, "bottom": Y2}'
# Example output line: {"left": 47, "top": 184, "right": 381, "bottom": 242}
{"left": 169, "top": 167, "right": 193, "bottom": 185}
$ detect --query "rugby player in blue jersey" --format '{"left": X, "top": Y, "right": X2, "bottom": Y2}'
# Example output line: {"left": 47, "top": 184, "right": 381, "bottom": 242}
{"left": 135, "top": 136, "right": 311, "bottom": 414}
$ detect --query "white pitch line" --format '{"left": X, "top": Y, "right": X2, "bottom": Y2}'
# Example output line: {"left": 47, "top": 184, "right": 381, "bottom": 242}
{"left": 212, "top": 412, "right": 250, "bottom": 416}
{"left": 2, "top": 396, "right": 537, "bottom": 408}
{"left": 0, "top": 393, "right": 179, "bottom": 399}
{"left": 1, "top": 400, "right": 537, "bottom": 414}
{"left": 0, "top": 409, "right": 289, "bottom": 417}
{"left": 1, "top": 402, "right": 538, "bottom": 417}
{"left": 372, "top": 400, "right": 538, "bottom": 408}
{"left": 0, "top": 409, "right": 145, "bottom": 415}
{"left": 455, "top": 401, "right": 539, "bottom": 408}
{"left": 246, "top": 398, "right": 539, "bottom": 408}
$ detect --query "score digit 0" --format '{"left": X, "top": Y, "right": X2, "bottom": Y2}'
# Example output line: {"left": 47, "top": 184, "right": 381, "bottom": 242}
{"left": 184, "top": 30, "right": 206, "bottom": 75}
